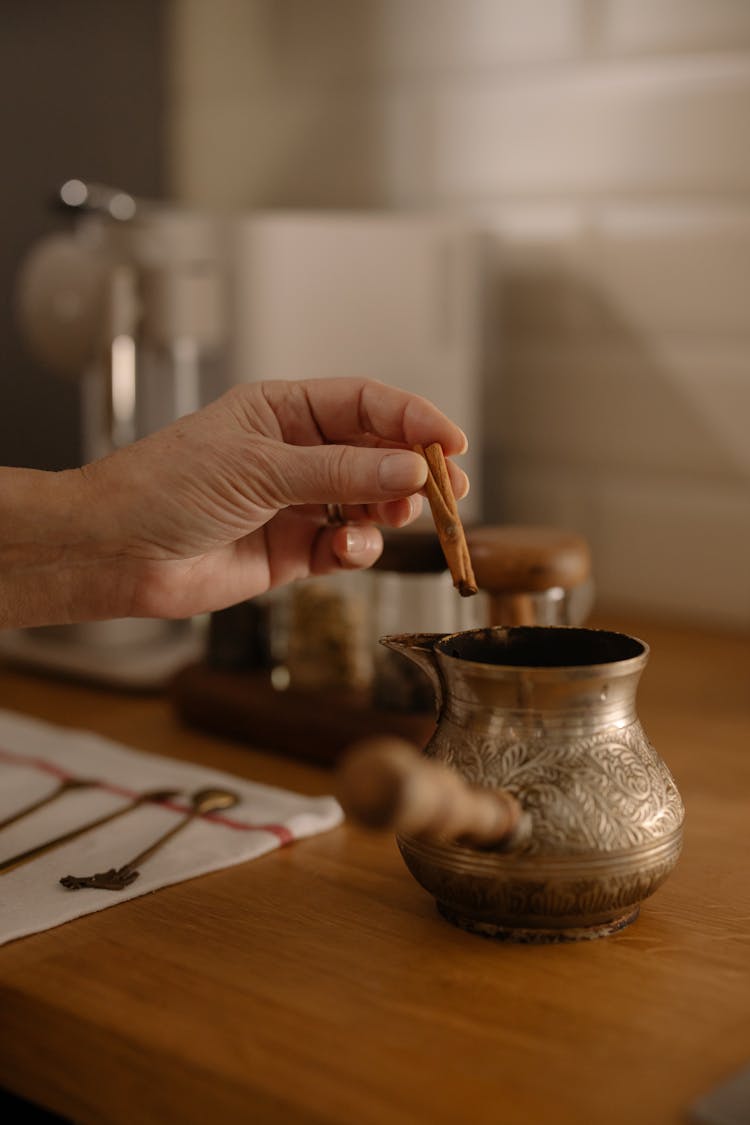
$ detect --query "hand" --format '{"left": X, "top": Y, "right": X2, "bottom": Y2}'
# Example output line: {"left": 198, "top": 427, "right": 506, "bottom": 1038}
{"left": 65, "top": 378, "right": 469, "bottom": 621}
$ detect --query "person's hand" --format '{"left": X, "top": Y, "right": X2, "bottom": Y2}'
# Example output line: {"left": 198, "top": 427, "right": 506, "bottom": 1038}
{"left": 68, "top": 378, "right": 469, "bottom": 621}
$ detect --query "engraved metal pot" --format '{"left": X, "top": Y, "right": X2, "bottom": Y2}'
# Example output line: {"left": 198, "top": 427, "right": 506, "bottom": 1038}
{"left": 382, "top": 626, "right": 684, "bottom": 942}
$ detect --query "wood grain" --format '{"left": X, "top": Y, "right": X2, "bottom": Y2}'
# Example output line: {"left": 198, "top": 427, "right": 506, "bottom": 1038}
{"left": 0, "top": 615, "right": 748, "bottom": 1125}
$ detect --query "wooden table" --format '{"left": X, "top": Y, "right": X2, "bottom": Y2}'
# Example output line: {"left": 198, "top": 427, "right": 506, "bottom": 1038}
{"left": 0, "top": 617, "right": 748, "bottom": 1125}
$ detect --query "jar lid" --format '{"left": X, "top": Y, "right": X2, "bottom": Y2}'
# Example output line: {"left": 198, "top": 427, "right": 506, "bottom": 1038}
{"left": 373, "top": 529, "right": 448, "bottom": 574}
{"left": 466, "top": 526, "right": 591, "bottom": 592}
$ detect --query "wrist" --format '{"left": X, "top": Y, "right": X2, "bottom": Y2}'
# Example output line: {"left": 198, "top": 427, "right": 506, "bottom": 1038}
{"left": 0, "top": 466, "right": 133, "bottom": 628}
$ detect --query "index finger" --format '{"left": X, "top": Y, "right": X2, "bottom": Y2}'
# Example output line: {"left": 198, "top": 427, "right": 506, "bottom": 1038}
{"left": 261, "top": 378, "right": 468, "bottom": 456}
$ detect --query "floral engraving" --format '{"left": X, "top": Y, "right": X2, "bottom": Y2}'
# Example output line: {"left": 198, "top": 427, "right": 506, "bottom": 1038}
{"left": 426, "top": 720, "right": 684, "bottom": 855}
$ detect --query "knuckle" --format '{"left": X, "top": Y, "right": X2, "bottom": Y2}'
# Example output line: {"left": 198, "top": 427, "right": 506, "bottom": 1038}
{"left": 324, "top": 444, "right": 355, "bottom": 494}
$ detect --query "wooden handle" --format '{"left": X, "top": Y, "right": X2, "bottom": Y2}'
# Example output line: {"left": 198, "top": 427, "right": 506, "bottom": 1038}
{"left": 488, "top": 593, "right": 537, "bottom": 627}
{"left": 336, "top": 736, "right": 528, "bottom": 849}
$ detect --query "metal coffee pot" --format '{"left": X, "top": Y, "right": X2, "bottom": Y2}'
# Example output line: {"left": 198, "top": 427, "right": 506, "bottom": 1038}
{"left": 378, "top": 625, "right": 685, "bottom": 942}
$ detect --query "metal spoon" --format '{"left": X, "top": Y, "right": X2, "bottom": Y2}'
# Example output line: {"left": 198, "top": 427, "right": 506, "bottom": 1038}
{"left": 0, "top": 776, "right": 96, "bottom": 833}
{"left": 60, "top": 787, "right": 239, "bottom": 891}
{"left": 0, "top": 789, "right": 179, "bottom": 876}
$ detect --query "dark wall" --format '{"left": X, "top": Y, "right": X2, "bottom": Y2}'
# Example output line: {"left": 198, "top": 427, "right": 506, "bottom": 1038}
{"left": 0, "top": 0, "right": 167, "bottom": 469}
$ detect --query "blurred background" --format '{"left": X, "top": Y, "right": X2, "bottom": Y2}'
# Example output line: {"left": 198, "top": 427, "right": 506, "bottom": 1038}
{"left": 1, "top": 0, "right": 749, "bottom": 629}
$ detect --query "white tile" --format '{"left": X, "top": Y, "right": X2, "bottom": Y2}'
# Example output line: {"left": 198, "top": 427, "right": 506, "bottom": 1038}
{"left": 253, "top": 91, "right": 388, "bottom": 208}
{"left": 427, "top": 57, "right": 750, "bottom": 199}
{"left": 484, "top": 460, "right": 750, "bottom": 626}
{"left": 272, "top": 0, "right": 583, "bottom": 83}
{"left": 600, "top": 0, "right": 750, "bottom": 56}
{"left": 588, "top": 475, "right": 750, "bottom": 626}
{"left": 483, "top": 203, "right": 750, "bottom": 341}
{"left": 486, "top": 202, "right": 586, "bottom": 246}
{"left": 168, "top": 98, "right": 250, "bottom": 206}
{"left": 270, "top": 0, "right": 383, "bottom": 86}
{"left": 377, "top": 0, "right": 584, "bottom": 75}
{"left": 379, "top": 90, "right": 436, "bottom": 207}
{"left": 487, "top": 342, "right": 750, "bottom": 479}
{"left": 168, "top": 0, "right": 279, "bottom": 100}
{"left": 590, "top": 207, "right": 750, "bottom": 339}
{"left": 481, "top": 455, "right": 585, "bottom": 527}
{"left": 169, "top": 90, "right": 383, "bottom": 208}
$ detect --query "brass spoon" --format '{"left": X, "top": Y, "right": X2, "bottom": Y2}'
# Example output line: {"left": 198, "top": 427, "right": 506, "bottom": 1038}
{"left": 0, "top": 776, "right": 96, "bottom": 832}
{"left": 0, "top": 789, "right": 180, "bottom": 876}
{"left": 60, "top": 787, "right": 239, "bottom": 891}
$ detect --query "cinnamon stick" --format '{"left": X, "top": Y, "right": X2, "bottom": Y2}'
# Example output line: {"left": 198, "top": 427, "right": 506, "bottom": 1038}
{"left": 415, "top": 442, "right": 477, "bottom": 596}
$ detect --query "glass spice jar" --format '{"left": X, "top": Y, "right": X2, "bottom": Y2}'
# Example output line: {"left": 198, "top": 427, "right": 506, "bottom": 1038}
{"left": 278, "top": 570, "right": 374, "bottom": 693}
{"left": 370, "top": 529, "right": 487, "bottom": 712}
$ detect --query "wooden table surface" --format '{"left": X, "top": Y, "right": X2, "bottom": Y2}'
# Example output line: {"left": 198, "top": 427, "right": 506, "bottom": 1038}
{"left": 0, "top": 616, "right": 748, "bottom": 1125}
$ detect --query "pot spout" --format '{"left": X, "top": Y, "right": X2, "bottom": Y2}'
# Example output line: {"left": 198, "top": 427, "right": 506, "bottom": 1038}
{"left": 380, "top": 632, "right": 445, "bottom": 716}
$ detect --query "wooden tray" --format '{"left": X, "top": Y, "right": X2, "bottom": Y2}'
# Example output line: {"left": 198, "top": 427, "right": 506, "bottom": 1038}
{"left": 171, "top": 663, "right": 436, "bottom": 768}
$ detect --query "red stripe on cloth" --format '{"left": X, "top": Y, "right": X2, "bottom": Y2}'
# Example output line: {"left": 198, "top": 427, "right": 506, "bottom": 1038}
{"left": 203, "top": 813, "right": 294, "bottom": 845}
{"left": 0, "top": 746, "right": 74, "bottom": 780}
{"left": 0, "top": 745, "right": 296, "bottom": 844}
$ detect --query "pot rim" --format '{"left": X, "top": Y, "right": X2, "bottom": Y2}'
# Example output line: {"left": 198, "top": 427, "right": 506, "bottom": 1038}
{"left": 433, "top": 625, "right": 650, "bottom": 677}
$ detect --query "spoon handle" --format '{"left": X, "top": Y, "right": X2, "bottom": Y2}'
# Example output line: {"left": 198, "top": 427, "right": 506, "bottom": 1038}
{"left": 0, "top": 790, "right": 178, "bottom": 876}
{"left": 0, "top": 777, "right": 94, "bottom": 832}
{"left": 61, "top": 809, "right": 199, "bottom": 891}
{"left": 125, "top": 808, "right": 199, "bottom": 869}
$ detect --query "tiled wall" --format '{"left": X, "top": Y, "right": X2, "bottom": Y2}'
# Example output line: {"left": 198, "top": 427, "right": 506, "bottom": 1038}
{"left": 168, "top": 0, "right": 750, "bottom": 627}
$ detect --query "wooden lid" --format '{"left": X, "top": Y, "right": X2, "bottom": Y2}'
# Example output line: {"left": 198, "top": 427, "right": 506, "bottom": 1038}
{"left": 465, "top": 526, "right": 591, "bottom": 594}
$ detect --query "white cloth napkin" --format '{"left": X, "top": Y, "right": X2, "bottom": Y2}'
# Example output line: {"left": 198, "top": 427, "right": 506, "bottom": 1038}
{"left": 0, "top": 708, "right": 343, "bottom": 946}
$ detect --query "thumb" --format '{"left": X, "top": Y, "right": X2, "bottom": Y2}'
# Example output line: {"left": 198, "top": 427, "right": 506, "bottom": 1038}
{"left": 264, "top": 444, "right": 428, "bottom": 507}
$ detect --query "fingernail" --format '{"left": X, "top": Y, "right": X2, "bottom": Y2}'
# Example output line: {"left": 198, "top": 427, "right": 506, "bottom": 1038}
{"left": 345, "top": 527, "right": 367, "bottom": 555}
{"left": 455, "top": 470, "right": 470, "bottom": 500}
{"left": 378, "top": 451, "right": 427, "bottom": 493}
{"left": 407, "top": 494, "right": 424, "bottom": 521}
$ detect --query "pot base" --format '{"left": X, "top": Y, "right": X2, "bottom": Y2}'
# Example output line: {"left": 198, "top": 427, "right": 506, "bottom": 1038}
{"left": 436, "top": 902, "right": 640, "bottom": 943}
